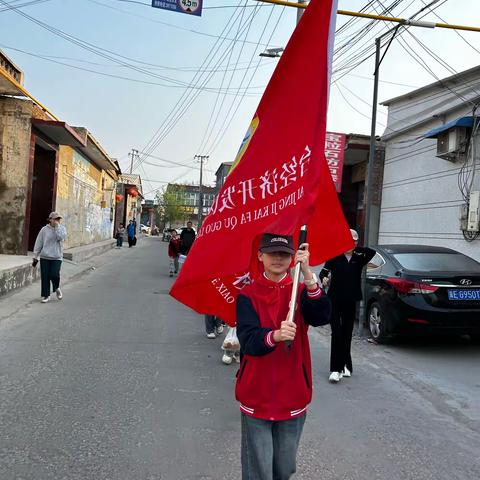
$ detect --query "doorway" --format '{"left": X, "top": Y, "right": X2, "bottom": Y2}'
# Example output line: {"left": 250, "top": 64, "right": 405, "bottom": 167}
{"left": 27, "top": 142, "right": 57, "bottom": 251}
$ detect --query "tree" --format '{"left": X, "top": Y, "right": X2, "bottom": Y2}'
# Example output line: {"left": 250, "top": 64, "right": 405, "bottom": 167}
{"left": 156, "top": 184, "right": 188, "bottom": 228}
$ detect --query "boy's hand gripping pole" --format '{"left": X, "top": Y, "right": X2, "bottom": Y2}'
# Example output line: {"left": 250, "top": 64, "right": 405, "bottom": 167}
{"left": 285, "top": 225, "right": 307, "bottom": 350}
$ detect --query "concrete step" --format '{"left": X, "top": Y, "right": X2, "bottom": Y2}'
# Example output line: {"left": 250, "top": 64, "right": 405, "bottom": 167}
{"left": 63, "top": 239, "right": 116, "bottom": 263}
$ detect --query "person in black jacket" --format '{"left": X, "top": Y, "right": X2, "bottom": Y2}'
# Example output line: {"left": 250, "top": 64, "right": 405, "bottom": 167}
{"left": 180, "top": 221, "right": 196, "bottom": 255}
{"left": 320, "top": 229, "right": 375, "bottom": 383}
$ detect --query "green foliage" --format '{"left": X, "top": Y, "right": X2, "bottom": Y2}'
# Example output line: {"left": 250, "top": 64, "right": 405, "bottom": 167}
{"left": 155, "top": 184, "right": 189, "bottom": 227}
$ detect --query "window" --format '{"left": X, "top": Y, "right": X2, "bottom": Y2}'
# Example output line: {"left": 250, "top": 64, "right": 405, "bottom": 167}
{"left": 367, "top": 253, "right": 385, "bottom": 271}
{"left": 392, "top": 252, "right": 480, "bottom": 272}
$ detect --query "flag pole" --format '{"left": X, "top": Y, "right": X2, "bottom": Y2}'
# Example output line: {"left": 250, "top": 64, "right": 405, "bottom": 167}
{"left": 285, "top": 225, "right": 307, "bottom": 349}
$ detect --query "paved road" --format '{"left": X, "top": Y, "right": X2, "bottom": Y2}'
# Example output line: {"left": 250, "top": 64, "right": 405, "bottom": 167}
{"left": 0, "top": 237, "right": 479, "bottom": 479}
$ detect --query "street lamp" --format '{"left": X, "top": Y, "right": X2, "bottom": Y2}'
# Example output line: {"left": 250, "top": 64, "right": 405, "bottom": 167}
{"left": 259, "top": 47, "right": 284, "bottom": 58}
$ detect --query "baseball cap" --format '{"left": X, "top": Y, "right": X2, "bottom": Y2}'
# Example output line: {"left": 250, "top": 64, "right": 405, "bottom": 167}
{"left": 350, "top": 229, "right": 359, "bottom": 241}
{"left": 48, "top": 212, "right": 62, "bottom": 219}
{"left": 259, "top": 233, "right": 295, "bottom": 254}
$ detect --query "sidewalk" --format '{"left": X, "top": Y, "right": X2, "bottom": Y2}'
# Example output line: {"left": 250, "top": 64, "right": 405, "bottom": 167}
{"left": 0, "top": 240, "right": 144, "bottom": 325}
{"left": 0, "top": 239, "right": 116, "bottom": 298}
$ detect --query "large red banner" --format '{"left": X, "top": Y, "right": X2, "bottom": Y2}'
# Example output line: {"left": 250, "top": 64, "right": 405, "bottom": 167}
{"left": 170, "top": 0, "right": 352, "bottom": 325}
{"left": 325, "top": 131, "right": 346, "bottom": 192}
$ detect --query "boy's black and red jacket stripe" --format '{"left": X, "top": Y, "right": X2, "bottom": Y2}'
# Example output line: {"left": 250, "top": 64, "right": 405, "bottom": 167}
{"left": 235, "top": 273, "right": 331, "bottom": 421}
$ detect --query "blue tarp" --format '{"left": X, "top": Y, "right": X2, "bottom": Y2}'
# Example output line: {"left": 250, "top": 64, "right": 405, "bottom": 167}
{"left": 424, "top": 116, "right": 475, "bottom": 138}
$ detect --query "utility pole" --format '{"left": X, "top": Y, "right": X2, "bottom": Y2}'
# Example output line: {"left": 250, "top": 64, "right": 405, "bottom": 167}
{"left": 194, "top": 155, "right": 209, "bottom": 229}
{"left": 129, "top": 148, "right": 139, "bottom": 174}
{"left": 296, "top": 0, "right": 307, "bottom": 24}
{"left": 360, "top": 4, "right": 440, "bottom": 336}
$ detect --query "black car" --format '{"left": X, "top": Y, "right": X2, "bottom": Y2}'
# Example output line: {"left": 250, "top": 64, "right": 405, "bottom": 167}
{"left": 365, "top": 245, "right": 480, "bottom": 343}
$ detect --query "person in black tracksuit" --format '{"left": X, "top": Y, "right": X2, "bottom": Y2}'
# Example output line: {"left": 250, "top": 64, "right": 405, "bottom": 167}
{"left": 180, "top": 221, "right": 196, "bottom": 255}
{"left": 320, "top": 229, "right": 375, "bottom": 383}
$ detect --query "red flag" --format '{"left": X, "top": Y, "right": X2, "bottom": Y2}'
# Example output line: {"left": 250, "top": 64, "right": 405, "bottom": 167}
{"left": 171, "top": 0, "right": 352, "bottom": 325}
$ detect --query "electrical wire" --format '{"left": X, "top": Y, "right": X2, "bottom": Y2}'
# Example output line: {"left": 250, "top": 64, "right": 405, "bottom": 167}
{"left": 196, "top": 0, "right": 251, "bottom": 155}
{"left": 0, "top": 0, "right": 49, "bottom": 12}
{"left": 88, "top": 0, "right": 276, "bottom": 48}
{"left": 134, "top": 2, "right": 265, "bottom": 170}
{"left": 133, "top": 1, "right": 251, "bottom": 164}
{"left": 206, "top": 5, "right": 286, "bottom": 156}
{"left": 0, "top": 0, "right": 253, "bottom": 90}
{"left": 0, "top": 43, "right": 265, "bottom": 96}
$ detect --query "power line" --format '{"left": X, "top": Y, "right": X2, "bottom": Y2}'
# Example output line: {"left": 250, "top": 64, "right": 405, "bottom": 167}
{"left": 88, "top": 0, "right": 277, "bottom": 48}
{"left": 134, "top": 2, "right": 264, "bottom": 170}
{"left": 206, "top": 5, "right": 286, "bottom": 155}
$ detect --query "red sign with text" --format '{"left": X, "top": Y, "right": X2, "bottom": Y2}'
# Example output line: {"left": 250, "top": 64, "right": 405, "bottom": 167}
{"left": 325, "top": 131, "right": 346, "bottom": 192}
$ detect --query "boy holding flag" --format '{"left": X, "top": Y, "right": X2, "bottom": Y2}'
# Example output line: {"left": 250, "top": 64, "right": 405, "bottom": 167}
{"left": 170, "top": 0, "right": 352, "bottom": 477}
{"left": 236, "top": 233, "right": 331, "bottom": 479}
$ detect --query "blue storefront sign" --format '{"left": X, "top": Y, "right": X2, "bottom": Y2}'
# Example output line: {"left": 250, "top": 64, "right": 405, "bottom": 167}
{"left": 151, "top": 0, "right": 203, "bottom": 17}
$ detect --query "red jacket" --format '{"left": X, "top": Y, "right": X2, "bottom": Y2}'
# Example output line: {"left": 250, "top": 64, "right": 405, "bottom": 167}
{"left": 168, "top": 238, "right": 181, "bottom": 257}
{"left": 235, "top": 273, "right": 331, "bottom": 421}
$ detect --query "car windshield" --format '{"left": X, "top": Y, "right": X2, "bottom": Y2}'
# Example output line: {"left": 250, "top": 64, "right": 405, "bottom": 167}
{"left": 393, "top": 252, "right": 480, "bottom": 272}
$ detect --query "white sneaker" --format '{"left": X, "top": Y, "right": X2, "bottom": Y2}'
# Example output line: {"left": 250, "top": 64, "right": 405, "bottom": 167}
{"left": 206, "top": 332, "right": 216, "bottom": 339}
{"left": 329, "top": 371, "right": 342, "bottom": 383}
{"left": 41, "top": 296, "right": 50, "bottom": 303}
{"left": 234, "top": 353, "right": 241, "bottom": 363}
{"left": 56, "top": 288, "right": 63, "bottom": 300}
{"left": 216, "top": 324, "right": 224, "bottom": 335}
{"left": 222, "top": 354, "right": 233, "bottom": 365}
{"left": 342, "top": 367, "right": 352, "bottom": 378}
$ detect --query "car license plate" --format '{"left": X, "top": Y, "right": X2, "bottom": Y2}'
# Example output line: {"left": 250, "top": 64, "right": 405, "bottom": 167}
{"left": 448, "top": 289, "right": 480, "bottom": 300}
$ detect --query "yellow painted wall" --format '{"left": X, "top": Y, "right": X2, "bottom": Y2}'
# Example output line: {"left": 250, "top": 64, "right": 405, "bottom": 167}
{"left": 56, "top": 146, "right": 115, "bottom": 248}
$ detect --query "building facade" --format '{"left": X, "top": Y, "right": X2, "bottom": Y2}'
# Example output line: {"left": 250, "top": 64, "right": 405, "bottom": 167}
{"left": 0, "top": 52, "right": 121, "bottom": 255}
{"left": 379, "top": 66, "right": 480, "bottom": 260}
{"left": 164, "top": 183, "right": 216, "bottom": 230}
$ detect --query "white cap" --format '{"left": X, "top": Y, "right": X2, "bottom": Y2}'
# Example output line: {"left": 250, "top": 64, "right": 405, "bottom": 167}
{"left": 350, "top": 229, "right": 359, "bottom": 241}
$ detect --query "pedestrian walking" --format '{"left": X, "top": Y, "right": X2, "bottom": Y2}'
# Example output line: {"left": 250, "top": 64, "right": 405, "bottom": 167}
{"left": 168, "top": 229, "right": 181, "bottom": 277}
{"left": 236, "top": 233, "right": 331, "bottom": 480}
{"left": 33, "top": 212, "right": 67, "bottom": 303}
{"left": 320, "top": 229, "right": 376, "bottom": 383}
{"left": 127, "top": 220, "right": 136, "bottom": 248}
{"left": 204, "top": 314, "right": 223, "bottom": 339}
{"left": 180, "top": 221, "right": 195, "bottom": 255}
{"left": 115, "top": 223, "right": 125, "bottom": 248}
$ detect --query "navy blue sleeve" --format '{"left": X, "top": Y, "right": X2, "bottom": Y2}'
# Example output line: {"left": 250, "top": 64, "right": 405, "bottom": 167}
{"left": 356, "top": 247, "right": 376, "bottom": 266}
{"left": 319, "top": 258, "right": 334, "bottom": 280}
{"left": 236, "top": 294, "right": 276, "bottom": 356}
{"left": 300, "top": 287, "right": 331, "bottom": 327}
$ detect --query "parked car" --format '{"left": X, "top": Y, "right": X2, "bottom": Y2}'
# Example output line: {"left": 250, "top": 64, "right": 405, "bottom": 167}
{"left": 365, "top": 245, "right": 480, "bottom": 343}
{"left": 162, "top": 229, "right": 172, "bottom": 242}
{"left": 140, "top": 224, "right": 151, "bottom": 235}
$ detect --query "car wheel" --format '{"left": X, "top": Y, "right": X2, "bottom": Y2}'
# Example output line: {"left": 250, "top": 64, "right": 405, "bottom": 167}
{"left": 368, "top": 302, "right": 392, "bottom": 344}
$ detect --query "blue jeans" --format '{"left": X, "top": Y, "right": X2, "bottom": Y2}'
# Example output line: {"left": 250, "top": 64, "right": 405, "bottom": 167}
{"left": 241, "top": 412, "right": 306, "bottom": 480}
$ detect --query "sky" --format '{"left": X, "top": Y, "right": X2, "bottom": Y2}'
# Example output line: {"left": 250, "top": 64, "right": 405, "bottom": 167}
{"left": 1, "top": 0, "right": 480, "bottom": 198}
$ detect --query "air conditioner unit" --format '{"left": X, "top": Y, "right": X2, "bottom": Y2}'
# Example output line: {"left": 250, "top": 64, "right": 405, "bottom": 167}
{"left": 436, "top": 126, "right": 468, "bottom": 161}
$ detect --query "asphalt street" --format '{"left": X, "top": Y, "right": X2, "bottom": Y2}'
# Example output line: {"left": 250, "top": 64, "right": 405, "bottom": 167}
{"left": 0, "top": 237, "right": 479, "bottom": 480}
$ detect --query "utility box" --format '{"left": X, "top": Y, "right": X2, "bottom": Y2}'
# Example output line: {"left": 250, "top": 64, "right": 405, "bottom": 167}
{"left": 467, "top": 191, "right": 480, "bottom": 231}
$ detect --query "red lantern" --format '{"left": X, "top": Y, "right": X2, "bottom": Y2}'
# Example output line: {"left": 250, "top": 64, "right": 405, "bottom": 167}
{"left": 129, "top": 188, "right": 138, "bottom": 198}
{"left": 115, "top": 194, "right": 124, "bottom": 202}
